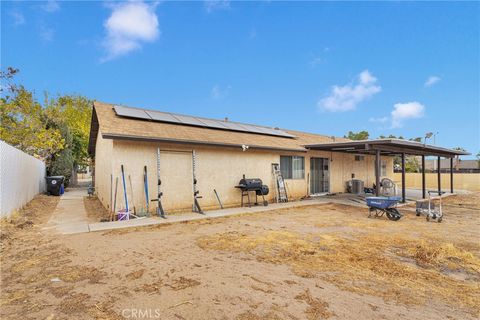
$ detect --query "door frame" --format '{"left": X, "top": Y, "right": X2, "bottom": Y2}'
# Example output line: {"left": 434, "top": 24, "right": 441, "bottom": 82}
{"left": 309, "top": 157, "right": 330, "bottom": 196}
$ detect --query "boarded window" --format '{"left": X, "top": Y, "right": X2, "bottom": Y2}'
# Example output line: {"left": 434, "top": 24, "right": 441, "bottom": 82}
{"left": 280, "top": 156, "right": 305, "bottom": 179}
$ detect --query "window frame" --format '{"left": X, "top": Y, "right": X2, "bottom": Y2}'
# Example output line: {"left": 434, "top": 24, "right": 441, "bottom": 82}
{"left": 280, "top": 155, "right": 305, "bottom": 180}
{"left": 381, "top": 160, "right": 387, "bottom": 177}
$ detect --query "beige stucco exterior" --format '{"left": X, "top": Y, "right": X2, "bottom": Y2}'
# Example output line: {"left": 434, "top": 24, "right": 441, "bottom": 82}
{"left": 94, "top": 131, "right": 394, "bottom": 213}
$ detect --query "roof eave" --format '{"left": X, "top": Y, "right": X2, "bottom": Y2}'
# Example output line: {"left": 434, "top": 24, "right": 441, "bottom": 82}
{"left": 102, "top": 133, "right": 308, "bottom": 153}
{"left": 304, "top": 139, "right": 470, "bottom": 157}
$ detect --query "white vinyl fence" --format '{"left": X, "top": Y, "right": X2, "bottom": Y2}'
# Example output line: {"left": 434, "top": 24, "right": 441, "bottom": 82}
{"left": 0, "top": 141, "right": 46, "bottom": 218}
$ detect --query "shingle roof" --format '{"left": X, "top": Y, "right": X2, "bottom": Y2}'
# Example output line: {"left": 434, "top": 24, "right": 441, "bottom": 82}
{"left": 88, "top": 101, "right": 347, "bottom": 155}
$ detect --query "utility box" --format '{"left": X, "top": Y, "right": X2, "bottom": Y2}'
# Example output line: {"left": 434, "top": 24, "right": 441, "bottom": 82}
{"left": 351, "top": 179, "right": 364, "bottom": 194}
{"left": 46, "top": 176, "right": 65, "bottom": 196}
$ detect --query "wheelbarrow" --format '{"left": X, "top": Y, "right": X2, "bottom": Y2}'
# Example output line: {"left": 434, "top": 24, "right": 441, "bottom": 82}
{"left": 366, "top": 196, "right": 403, "bottom": 221}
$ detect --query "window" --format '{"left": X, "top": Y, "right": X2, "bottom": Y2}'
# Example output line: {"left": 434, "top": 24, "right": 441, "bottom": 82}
{"left": 355, "top": 155, "right": 365, "bottom": 161}
{"left": 280, "top": 156, "right": 304, "bottom": 179}
{"left": 381, "top": 160, "right": 387, "bottom": 177}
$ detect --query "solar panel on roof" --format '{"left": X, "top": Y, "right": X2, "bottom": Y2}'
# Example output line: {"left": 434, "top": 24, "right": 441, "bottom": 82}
{"left": 197, "top": 118, "right": 228, "bottom": 129}
{"left": 220, "top": 121, "right": 249, "bottom": 132}
{"left": 114, "top": 105, "right": 151, "bottom": 120}
{"left": 267, "top": 128, "right": 295, "bottom": 138}
{"left": 113, "top": 105, "right": 295, "bottom": 138}
{"left": 240, "top": 123, "right": 270, "bottom": 134}
{"left": 174, "top": 114, "right": 208, "bottom": 126}
{"left": 145, "top": 110, "right": 179, "bottom": 123}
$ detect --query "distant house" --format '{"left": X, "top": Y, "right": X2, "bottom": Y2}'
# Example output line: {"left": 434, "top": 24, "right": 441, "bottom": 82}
{"left": 425, "top": 159, "right": 479, "bottom": 173}
{"left": 87, "top": 102, "right": 395, "bottom": 213}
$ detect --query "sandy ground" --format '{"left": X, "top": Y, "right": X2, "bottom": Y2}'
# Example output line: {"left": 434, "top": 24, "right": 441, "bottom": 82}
{"left": 84, "top": 196, "right": 111, "bottom": 223}
{"left": 0, "top": 193, "right": 479, "bottom": 320}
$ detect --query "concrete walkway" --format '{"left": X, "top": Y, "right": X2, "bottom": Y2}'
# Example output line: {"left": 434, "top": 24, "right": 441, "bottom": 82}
{"left": 42, "top": 188, "right": 90, "bottom": 234}
{"left": 45, "top": 188, "right": 466, "bottom": 235}
{"left": 88, "top": 196, "right": 369, "bottom": 233}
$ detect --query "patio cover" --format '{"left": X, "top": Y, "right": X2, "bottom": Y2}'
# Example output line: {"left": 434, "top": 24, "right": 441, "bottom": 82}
{"left": 305, "top": 139, "right": 470, "bottom": 202}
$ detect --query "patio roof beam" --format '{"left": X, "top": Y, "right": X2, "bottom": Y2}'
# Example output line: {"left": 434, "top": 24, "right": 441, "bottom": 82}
{"left": 422, "top": 155, "right": 426, "bottom": 199}
{"left": 401, "top": 153, "right": 406, "bottom": 203}
{"left": 369, "top": 144, "right": 454, "bottom": 157}
{"left": 438, "top": 156, "right": 442, "bottom": 195}
{"left": 450, "top": 157, "right": 454, "bottom": 194}
{"left": 375, "top": 149, "right": 381, "bottom": 196}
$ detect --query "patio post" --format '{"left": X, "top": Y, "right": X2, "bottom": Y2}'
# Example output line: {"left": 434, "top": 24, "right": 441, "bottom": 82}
{"left": 401, "top": 153, "right": 406, "bottom": 203}
{"left": 375, "top": 150, "right": 380, "bottom": 196}
{"left": 450, "top": 157, "right": 454, "bottom": 194}
{"left": 437, "top": 156, "right": 442, "bottom": 195}
{"left": 421, "top": 155, "right": 426, "bottom": 199}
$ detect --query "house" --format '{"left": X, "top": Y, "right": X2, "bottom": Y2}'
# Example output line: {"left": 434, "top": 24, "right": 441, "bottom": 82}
{"left": 425, "top": 159, "right": 479, "bottom": 173}
{"left": 87, "top": 102, "right": 395, "bottom": 213}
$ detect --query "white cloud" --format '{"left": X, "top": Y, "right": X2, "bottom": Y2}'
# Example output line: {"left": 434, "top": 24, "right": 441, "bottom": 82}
{"left": 391, "top": 102, "right": 425, "bottom": 128}
{"left": 10, "top": 11, "right": 25, "bottom": 26}
{"left": 369, "top": 116, "right": 389, "bottom": 123}
{"left": 102, "top": 1, "right": 159, "bottom": 61}
{"left": 424, "top": 76, "right": 441, "bottom": 87}
{"left": 211, "top": 85, "right": 231, "bottom": 99}
{"left": 204, "top": 0, "right": 230, "bottom": 13}
{"left": 318, "top": 70, "right": 381, "bottom": 112}
{"left": 42, "top": 0, "right": 60, "bottom": 13}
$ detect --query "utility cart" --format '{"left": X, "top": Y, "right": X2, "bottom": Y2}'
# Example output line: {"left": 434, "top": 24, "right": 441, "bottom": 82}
{"left": 416, "top": 191, "right": 445, "bottom": 222}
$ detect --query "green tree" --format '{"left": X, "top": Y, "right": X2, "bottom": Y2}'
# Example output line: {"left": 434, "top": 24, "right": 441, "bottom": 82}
{"left": 45, "top": 94, "right": 92, "bottom": 184}
{"left": 405, "top": 157, "right": 421, "bottom": 172}
{"left": 344, "top": 130, "right": 369, "bottom": 140}
{"left": 1, "top": 73, "right": 65, "bottom": 161}
{"left": 1, "top": 67, "right": 92, "bottom": 186}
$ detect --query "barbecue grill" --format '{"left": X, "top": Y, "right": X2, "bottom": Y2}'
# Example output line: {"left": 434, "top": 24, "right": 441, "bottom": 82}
{"left": 235, "top": 175, "right": 269, "bottom": 207}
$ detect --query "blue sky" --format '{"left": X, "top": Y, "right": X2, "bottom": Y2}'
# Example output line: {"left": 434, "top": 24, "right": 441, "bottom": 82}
{"left": 2, "top": 1, "right": 479, "bottom": 158}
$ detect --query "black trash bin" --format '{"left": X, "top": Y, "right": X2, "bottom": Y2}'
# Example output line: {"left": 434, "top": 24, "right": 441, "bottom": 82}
{"left": 46, "top": 176, "right": 65, "bottom": 196}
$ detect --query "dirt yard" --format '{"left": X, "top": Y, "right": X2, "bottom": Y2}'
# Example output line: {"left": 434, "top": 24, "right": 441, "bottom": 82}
{"left": 1, "top": 193, "right": 479, "bottom": 320}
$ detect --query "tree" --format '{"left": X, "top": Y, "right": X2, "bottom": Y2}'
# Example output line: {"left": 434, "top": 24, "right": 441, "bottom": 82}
{"left": 1, "top": 67, "right": 92, "bottom": 186}
{"left": 1, "top": 70, "right": 65, "bottom": 161}
{"left": 44, "top": 95, "right": 92, "bottom": 185}
{"left": 405, "top": 157, "right": 421, "bottom": 172}
{"left": 344, "top": 130, "right": 369, "bottom": 140}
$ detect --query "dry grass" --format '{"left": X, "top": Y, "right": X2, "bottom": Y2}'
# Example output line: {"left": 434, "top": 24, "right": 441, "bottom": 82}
{"left": 166, "top": 277, "right": 201, "bottom": 291}
{"left": 295, "top": 289, "right": 334, "bottom": 320}
{"left": 197, "top": 196, "right": 480, "bottom": 316}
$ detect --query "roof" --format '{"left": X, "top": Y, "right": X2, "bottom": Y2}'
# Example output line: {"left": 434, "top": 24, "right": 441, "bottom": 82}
{"left": 113, "top": 104, "right": 295, "bottom": 138}
{"left": 88, "top": 101, "right": 347, "bottom": 155}
{"left": 425, "top": 159, "right": 479, "bottom": 170}
{"left": 305, "top": 139, "right": 470, "bottom": 157}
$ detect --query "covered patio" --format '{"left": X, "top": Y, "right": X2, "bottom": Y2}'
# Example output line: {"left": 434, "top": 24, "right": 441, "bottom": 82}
{"left": 305, "top": 139, "right": 470, "bottom": 202}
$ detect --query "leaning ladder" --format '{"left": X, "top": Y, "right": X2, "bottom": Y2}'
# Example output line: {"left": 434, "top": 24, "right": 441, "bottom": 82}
{"left": 272, "top": 163, "right": 288, "bottom": 203}
{"left": 151, "top": 147, "right": 166, "bottom": 218}
{"left": 192, "top": 150, "right": 204, "bottom": 214}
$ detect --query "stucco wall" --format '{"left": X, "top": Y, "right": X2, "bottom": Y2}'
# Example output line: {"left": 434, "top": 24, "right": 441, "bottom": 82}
{"left": 94, "top": 139, "right": 393, "bottom": 213}
{"left": 94, "top": 130, "right": 114, "bottom": 209}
